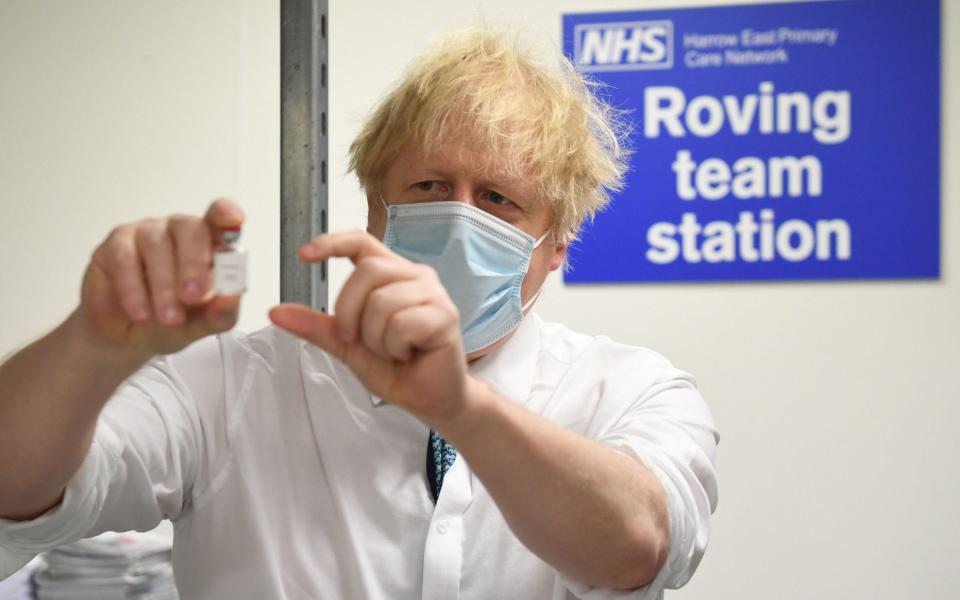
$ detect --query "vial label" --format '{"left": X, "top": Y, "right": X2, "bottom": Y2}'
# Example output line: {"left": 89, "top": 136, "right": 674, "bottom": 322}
{"left": 214, "top": 251, "right": 247, "bottom": 295}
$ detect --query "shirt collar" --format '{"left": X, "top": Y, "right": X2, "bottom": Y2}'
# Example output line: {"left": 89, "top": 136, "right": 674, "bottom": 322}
{"left": 465, "top": 312, "right": 541, "bottom": 405}
{"left": 368, "top": 313, "right": 541, "bottom": 408}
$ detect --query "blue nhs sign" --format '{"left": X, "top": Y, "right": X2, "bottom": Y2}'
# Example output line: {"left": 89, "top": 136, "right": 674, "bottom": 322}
{"left": 573, "top": 21, "right": 674, "bottom": 72}
{"left": 562, "top": 0, "right": 940, "bottom": 283}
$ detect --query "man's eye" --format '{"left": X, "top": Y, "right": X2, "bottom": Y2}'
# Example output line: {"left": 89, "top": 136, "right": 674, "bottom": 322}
{"left": 416, "top": 181, "right": 438, "bottom": 192}
{"left": 488, "top": 192, "right": 512, "bottom": 206}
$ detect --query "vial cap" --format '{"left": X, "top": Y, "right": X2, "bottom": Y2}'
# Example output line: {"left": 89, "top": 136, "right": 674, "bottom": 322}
{"left": 220, "top": 229, "right": 241, "bottom": 243}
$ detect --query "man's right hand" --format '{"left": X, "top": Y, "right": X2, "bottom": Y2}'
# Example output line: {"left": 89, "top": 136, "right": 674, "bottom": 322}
{"left": 78, "top": 198, "right": 245, "bottom": 357}
{"left": 0, "top": 198, "right": 246, "bottom": 521}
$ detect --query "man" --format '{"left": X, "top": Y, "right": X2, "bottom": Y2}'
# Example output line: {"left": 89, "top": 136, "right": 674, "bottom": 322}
{"left": 0, "top": 28, "right": 717, "bottom": 599}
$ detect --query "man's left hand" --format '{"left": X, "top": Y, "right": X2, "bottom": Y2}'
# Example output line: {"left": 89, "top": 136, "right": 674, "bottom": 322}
{"left": 269, "top": 230, "right": 471, "bottom": 423}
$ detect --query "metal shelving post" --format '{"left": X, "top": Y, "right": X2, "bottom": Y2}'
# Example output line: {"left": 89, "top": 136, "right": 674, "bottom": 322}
{"left": 280, "top": 0, "right": 328, "bottom": 310}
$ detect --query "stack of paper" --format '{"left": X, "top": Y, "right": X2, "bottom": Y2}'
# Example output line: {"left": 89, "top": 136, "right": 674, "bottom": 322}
{"left": 32, "top": 532, "right": 178, "bottom": 600}
{"left": 0, "top": 557, "right": 40, "bottom": 600}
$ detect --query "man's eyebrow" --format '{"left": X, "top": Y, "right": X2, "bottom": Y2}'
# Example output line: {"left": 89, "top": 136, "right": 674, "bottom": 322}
{"left": 401, "top": 170, "right": 446, "bottom": 185}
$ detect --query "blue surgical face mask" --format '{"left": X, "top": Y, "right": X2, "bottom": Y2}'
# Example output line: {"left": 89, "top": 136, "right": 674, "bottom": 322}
{"left": 380, "top": 196, "right": 549, "bottom": 354}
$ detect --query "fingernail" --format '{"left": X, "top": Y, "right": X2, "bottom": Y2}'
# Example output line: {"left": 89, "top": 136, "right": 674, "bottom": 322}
{"left": 163, "top": 306, "right": 180, "bottom": 324}
{"left": 131, "top": 303, "right": 150, "bottom": 321}
{"left": 183, "top": 280, "right": 202, "bottom": 298}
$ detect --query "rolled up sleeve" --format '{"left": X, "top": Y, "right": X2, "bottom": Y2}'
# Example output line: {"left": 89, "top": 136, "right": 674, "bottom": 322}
{"left": 0, "top": 431, "right": 117, "bottom": 576}
{"left": 559, "top": 364, "right": 719, "bottom": 599}
{"left": 0, "top": 336, "right": 225, "bottom": 579}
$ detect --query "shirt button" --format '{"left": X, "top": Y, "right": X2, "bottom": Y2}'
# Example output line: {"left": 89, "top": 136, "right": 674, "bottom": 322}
{"left": 436, "top": 519, "right": 450, "bottom": 534}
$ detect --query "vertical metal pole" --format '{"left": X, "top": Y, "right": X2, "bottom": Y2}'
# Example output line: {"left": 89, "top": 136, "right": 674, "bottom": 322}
{"left": 280, "top": 0, "right": 328, "bottom": 310}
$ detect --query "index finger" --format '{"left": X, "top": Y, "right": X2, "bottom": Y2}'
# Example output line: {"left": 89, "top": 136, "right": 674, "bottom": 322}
{"left": 203, "top": 198, "right": 246, "bottom": 230}
{"left": 300, "top": 230, "right": 392, "bottom": 265}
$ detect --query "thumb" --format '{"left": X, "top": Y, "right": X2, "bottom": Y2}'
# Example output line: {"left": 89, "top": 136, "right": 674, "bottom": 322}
{"left": 269, "top": 303, "right": 345, "bottom": 358}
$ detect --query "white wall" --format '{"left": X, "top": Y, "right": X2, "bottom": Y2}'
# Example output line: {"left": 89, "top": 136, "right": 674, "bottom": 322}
{"left": 0, "top": 0, "right": 279, "bottom": 348}
{"left": 2, "top": 1, "right": 958, "bottom": 599}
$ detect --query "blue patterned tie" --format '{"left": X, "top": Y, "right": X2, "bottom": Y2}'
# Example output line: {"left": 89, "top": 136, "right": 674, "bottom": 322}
{"left": 426, "top": 430, "right": 457, "bottom": 502}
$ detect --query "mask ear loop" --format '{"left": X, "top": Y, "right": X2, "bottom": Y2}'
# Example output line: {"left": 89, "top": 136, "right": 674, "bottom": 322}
{"left": 522, "top": 229, "right": 553, "bottom": 312}
{"left": 521, "top": 285, "right": 543, "bottom": 313}
{"left": 532, "top": 230, "right": 550, "bottom": 249}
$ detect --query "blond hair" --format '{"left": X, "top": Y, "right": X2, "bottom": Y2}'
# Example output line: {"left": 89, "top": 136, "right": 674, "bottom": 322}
{"left": 348, "top": 26, "right": 630, "bottom": 245}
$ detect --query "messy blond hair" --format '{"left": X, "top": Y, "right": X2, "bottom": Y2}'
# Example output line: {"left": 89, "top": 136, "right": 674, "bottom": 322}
{"left": 348, "top": 26, "right": 630, "bottom": 245}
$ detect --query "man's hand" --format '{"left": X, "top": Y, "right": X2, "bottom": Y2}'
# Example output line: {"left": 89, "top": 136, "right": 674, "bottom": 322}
{"left": 79, "top": 198, "right": 246, "bottom": 357}
{"left": 268, "top": 231, "right": 670, "bottom": 590}
{"left": 0, "top": 198, "right": 247, "bottom": 520}
{"left": 269, "top": 230, "right": 469, "bottom": 423}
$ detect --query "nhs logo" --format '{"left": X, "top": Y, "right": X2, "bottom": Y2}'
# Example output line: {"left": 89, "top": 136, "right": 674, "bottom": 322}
{"left": 573, "top": 20, "right": 674, "bottom": 72}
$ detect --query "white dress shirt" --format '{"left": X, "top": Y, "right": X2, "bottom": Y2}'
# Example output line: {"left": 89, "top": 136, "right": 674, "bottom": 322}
{"left": 0, "top": 313, "right": 718, "bottom": 599}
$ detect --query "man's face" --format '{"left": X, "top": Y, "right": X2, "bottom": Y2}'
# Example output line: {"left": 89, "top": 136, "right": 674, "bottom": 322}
{"left": 366, "top": 140, "right": 567, "bottom": 359}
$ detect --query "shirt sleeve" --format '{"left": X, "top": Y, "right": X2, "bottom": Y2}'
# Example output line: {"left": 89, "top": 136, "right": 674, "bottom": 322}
{"left": 0, "top": 335, "right": 227, "bottom": 579}
{"left": 559, "top": 358, "right": 719, "bottom": 599}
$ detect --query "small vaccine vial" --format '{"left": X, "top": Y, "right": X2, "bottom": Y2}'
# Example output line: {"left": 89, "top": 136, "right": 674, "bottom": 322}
{"left": 213, "top": 226, "right": 247, "bottom": 296}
